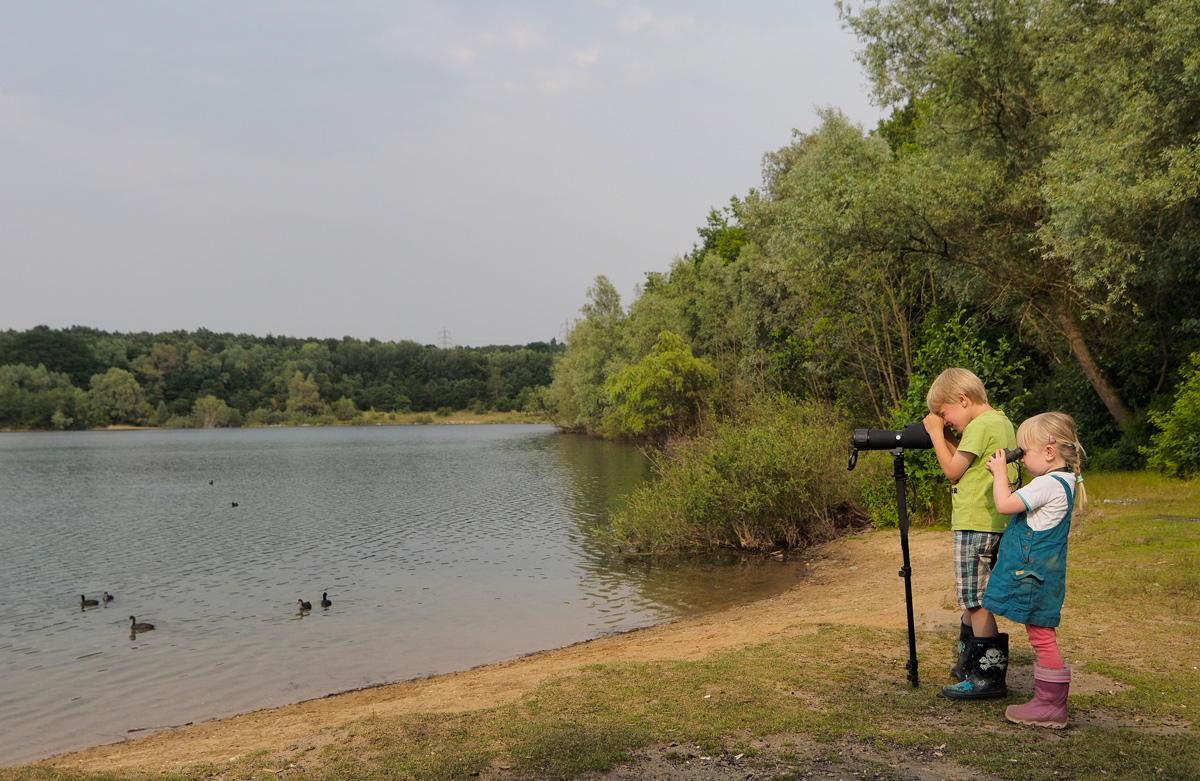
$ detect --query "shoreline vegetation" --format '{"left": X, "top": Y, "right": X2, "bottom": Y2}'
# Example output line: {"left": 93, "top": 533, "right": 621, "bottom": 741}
{"left": 0, "top": 409, "right": 548, "bottom": 433}
{"left": 11, "top": 471, "right": 1198, "bottom": 780}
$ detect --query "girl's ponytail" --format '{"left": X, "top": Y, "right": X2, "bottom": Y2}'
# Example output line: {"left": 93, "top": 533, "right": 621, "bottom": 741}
{"left": 1069, "top": 443, "right": 1087, "bottom": 512}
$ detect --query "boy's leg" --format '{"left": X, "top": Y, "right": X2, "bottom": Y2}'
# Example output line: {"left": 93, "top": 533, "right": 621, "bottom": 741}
{"left": 966, "top": 606, "right": 998, "bottom": 637}
{"left": 945, "top": 531, "right": 1008, "bottom": 697}
{"left": 955, "top": 531, "right": 1001, "bottom": 637}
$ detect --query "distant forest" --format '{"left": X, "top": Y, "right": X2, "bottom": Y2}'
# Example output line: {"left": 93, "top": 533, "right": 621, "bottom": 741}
{"left": 0, "top": 325, "right": 563, "bottom": 429}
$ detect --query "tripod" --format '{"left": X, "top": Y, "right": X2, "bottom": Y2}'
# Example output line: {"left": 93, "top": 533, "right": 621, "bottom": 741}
{"left": 891, "top": 447, "right": 920, "bottom": 688}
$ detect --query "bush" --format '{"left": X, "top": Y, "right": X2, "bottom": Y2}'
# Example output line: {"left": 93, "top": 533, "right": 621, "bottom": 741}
{"left": 1144, "top": 352, "right": 1200, "bottom": 477}
{"left": 607, "top": 395, "right": 881, "bottom": 552}
{"left": 246, "top": 408, "right": 286, "bottom": 426}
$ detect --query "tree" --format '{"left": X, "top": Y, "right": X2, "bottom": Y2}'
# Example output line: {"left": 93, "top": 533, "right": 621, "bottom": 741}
{"left": 0, "top": 326, "right": 100, "bottom": 387}
{"left": 606, "top": 331, "right": 717, "bottom": 438}
{"left": 192, "top": 395, "right": 233, "bottom": 428}
{"left": 839, "top": 0, "right": 1200, "bottom": 427}
{"left": 746, "top": 109, "right": 930, "bottom": 421}
{"left": 543, "top": 276, "right": 629, "bottom": 431}
{"left": 0, "top": 363, "right": 88, "bottom": 429}
{"left": 88, "top": 368, "right": 146, "bottom": 425}
{"left": 286, "top": 372, "right": 323, "bottom": 415}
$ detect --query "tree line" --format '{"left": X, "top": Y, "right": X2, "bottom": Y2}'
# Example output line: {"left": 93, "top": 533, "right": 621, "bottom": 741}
{"left": 543, "top": 0, "right": 1200, "bottom": 548}
{"left": 0, "top": 325, "right": 562, "bottom": 429}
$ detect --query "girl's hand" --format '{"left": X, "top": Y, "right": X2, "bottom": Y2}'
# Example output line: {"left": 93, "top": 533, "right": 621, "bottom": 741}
{"left": 985, "top": 449, "right": 1005, "bottom": 475}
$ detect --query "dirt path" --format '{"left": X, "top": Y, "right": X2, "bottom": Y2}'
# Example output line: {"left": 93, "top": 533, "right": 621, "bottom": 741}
{"left": 37, "top": 528, "right": 1112, "bottom": 773}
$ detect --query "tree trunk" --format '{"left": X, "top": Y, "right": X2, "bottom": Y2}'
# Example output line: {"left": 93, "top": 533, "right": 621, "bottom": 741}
{"left": 1053, "top": 299, "right": 1132, "bottom": 427}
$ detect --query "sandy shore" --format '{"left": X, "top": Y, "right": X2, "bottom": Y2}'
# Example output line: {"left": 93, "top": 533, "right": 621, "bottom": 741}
{"left": 39, "top": 527, "right": 1112, "bottom": 773}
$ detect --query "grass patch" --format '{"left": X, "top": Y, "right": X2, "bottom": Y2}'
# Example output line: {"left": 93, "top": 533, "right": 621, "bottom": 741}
{"left": 5, "top": 471, "right": 1198, "bottom": 781}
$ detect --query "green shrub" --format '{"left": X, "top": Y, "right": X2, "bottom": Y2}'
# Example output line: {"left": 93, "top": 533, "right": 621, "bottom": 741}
{"left": 607, "top": 395, "right": 881, "bottom": 552}
{"left": 1144, "top": 352, "right": 1200, "bottom": 477}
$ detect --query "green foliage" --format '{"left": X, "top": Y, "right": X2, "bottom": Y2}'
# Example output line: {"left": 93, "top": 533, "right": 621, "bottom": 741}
{"left": 1144, "top": 352, "right": 1200, "bottom": 477}
{"left": 192, "top": 395, "right": 233, "bottom": 428}
{"left": 87, "top": 367, "right": 146, "bottom": 426}
{"left": 605, "top": 331, "right": 716, "bottom": 439}
{"left": 837, "top": 0, "right": 1200, "bottom": 428}
{"left": 330, "top": 397, "right": 358, "bottom": 421}
{"left": 691, "top": 197, "right": 747, "bottom": 264}
{"left": 544, "top": 276, "right": 629, "bottom": 432}
{"left": 609, "top": 396, "right": 874, "bottom": 551}
{"left": 0, "top": 363, "right": 88, "bottom": 430}
{"left": 0, "top": 325, "right": 100, "bottom": 387}
{"left": 286, "top": 371, "right": 323, "bottom": 415}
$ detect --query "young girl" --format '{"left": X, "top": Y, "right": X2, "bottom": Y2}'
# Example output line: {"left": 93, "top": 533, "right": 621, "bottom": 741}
{"left": 980, "top": 411, "right": 1086, "bottom": 729}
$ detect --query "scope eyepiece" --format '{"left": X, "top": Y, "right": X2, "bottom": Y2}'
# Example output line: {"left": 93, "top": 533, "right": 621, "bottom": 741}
{"left": 1004, "top": 447, "right": 1025, "bottom": 464}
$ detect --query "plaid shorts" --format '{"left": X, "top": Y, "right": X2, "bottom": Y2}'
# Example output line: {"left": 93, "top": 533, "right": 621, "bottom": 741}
{"left": 954, "top": 530, "right": 1003, "bottom": 610}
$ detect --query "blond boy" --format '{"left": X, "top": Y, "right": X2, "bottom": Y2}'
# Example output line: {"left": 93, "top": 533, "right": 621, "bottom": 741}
{"left": 923, "top": 368, "right": 1017, "bottom": 693}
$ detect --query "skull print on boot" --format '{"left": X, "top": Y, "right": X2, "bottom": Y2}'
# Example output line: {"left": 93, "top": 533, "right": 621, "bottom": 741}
{"left": 942, "top": 633, "right": 1009, "bottom": 700}
{"left": 1005, "top": 664, "right": 1070, "bottom": 728}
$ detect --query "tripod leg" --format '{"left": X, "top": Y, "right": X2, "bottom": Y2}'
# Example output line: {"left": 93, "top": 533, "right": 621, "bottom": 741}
{"left": 893, "top": 451, "right": 919, "bottom": 687}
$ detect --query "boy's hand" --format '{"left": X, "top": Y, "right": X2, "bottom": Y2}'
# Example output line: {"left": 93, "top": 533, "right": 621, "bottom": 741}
{"left": 922, "top": 412, "right": 947, "bottom": 440}
{"left": 985, "top": 449, "right": 1005, "bottom": 475}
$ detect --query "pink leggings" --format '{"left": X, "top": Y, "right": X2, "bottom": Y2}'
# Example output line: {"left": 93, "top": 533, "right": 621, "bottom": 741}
{"left": 1026, "top": 624, "right": 1064, "bottom": 669}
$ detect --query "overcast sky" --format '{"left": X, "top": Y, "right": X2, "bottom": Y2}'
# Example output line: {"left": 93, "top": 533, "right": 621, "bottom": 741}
{"left": 1, "top": 1, "right": 881, "bottom": 347}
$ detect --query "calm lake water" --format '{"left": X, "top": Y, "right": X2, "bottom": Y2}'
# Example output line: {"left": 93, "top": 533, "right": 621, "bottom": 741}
{"left": 0, "top": 425, "right": 804, "bottom": 765}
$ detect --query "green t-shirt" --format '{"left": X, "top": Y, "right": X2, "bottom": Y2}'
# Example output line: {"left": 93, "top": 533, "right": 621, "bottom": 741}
{"left": 951, "top": 409, "right": 1018, "bottom": 533}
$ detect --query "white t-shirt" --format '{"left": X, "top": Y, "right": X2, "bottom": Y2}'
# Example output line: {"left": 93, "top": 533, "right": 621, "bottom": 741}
{"left": 1014, "top": 471, "right": 1078, "bottom": 531}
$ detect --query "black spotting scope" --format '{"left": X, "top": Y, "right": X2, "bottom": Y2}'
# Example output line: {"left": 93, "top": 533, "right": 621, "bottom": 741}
{"left": 847, "top": 422, "right": 931, "bottom": 470}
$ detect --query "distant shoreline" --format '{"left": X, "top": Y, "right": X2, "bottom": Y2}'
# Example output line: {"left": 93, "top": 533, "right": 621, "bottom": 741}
{"left": 0, "top": 410, "right": 549, "bottom": 433}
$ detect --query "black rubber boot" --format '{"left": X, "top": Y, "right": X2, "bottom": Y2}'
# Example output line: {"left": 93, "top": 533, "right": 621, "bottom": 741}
{"left": 949, "top": 621, "right": 974, "bottom": 681}
{"left": 942, "top": 633, "right": 1008, "bottom": 700}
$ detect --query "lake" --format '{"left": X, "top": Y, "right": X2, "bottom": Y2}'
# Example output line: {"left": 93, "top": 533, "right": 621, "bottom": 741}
{"left": 0, "top": 424, "right": 804, "bottom": 765}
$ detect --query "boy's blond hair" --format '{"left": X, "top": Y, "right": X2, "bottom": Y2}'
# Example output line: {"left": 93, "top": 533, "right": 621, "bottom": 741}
{"left": 1016, "top": 411, "right": 1088, "bottom": 511}
{"left": 926, "top": 367, "right": 988, "bottom": 411}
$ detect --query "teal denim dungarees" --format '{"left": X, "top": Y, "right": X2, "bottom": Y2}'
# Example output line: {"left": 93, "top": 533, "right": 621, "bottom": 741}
{"left": 981, "top": 474, "right": 1074, "bottom": 628}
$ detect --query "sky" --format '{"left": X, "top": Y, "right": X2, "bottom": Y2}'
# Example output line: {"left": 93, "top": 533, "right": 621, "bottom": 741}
{"left": 1, "top": 1, "right": 882, "bottom": 347}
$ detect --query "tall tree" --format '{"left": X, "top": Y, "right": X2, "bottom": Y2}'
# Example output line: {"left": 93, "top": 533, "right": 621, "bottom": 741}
{"left": 543, "top": 276, "right": 628, "bottom": 431}
{"left": 840, "top": 0, "right": 1200, "bottom": 426}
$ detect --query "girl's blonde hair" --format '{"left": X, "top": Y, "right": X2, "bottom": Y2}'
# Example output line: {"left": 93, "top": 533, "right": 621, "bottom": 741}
{"left": 1016, "top": 411, "right": 1087, "bottom": 511}
{"left": 926, "top": 367, "right": 988, "bottom": 411}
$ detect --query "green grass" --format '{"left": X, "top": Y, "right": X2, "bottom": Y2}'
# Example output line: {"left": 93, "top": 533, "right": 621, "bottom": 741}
{"left": 5, "top": 471, "right": 1198, "bottom": 781}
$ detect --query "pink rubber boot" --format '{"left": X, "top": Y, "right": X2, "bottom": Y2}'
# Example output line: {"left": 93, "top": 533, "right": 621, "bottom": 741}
{"left": 1006, "top": 664, "right": 1070, "bottom": 728}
